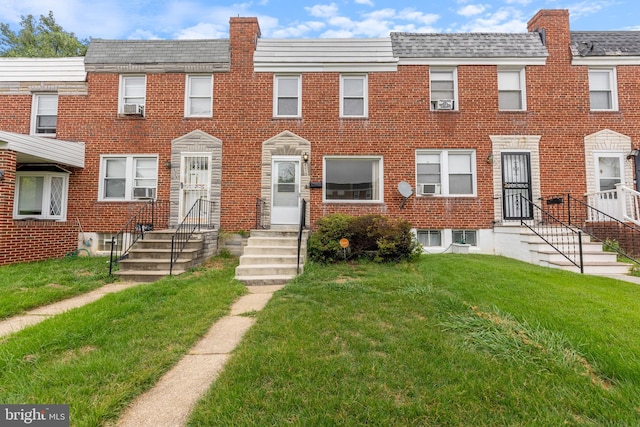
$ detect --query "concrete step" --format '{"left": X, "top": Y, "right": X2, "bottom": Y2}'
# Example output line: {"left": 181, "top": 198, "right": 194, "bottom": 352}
{"left": 235, "top": 263, "right": 301, "bottom": 277}
{"left": 117, "top": 256, "right": 196, "bottom": 271}
{"left": 250, "top": 229, "right": 308, "bottom": 238}
{"left": 234, "top": 274, "right": 296, "bottom": 286}
{"left": 114, "top": 269, "right": 187, "bottom": 283}
{"left": 239, "top": 254, "right": 302, "bottom": 265}
{"left": 535, "top": 250, "right": 618, "bottom": 264}
{"left": 242, "top": 245, "right": 300, "bottom": 256}
{"left": 526, "top": 241, "right": 607, "bottom": 254}
{"left": 246, "top": 236, "right": 307, "bottom": 247}
{"left": 132, "top": 239, "right": 204, "bottom": 251}
{"left": 126, "top": 247, "right": 200, "bottom": 260}
{"left": 541, "top": 260, "right": 632, "bottom": 275}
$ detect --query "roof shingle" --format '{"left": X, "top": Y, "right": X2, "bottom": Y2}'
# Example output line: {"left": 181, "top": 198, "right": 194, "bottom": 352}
{"left": 571, "top": 31, "right": 640, "bottom": 57}
{"left": 85, "top": 39, "right": 230, "bottom": 64}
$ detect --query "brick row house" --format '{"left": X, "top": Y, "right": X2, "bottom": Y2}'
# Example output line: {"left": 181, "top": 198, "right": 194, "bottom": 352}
{"left": 1, "top": 9, "right": 639, "bottom": 272}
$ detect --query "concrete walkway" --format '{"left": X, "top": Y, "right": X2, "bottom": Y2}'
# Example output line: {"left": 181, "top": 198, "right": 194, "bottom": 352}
{"left": 115, "top": 285, "right": 283, "bottom": 427}
{"left": 0, "top": 282, "right": 142, "bottom": 337}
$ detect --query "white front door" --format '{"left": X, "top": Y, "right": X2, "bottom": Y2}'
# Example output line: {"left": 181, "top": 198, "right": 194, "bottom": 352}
{"left": 594, "top": 153, "right": 624, "bottom": 219}
{"left": 180, "top": 153, "right": 211, "bottom": 221}
{"left": 271, "top": 157, "right": 300, "bottom": 225}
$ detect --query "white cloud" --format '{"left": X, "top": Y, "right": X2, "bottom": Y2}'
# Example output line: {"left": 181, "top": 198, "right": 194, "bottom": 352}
{"left": 567, "top": 0, "right": 616, "bottom": 19}
{"left": 174, "top": 22, "right": 228, "bottom": 39}
{"left": 305, "top": 3, "right": 339, "bottom": 18}
{"left": 397, "top": 9, "right": 439, "bottom": 25}
{"left": 355, "top": 0, "right": 374, "bottom": 6}
{"left": 457, "top": 4, "right": 487, "bottom": 17}
{"left": 504, "top": 0, "right": 533, "bottom": 5}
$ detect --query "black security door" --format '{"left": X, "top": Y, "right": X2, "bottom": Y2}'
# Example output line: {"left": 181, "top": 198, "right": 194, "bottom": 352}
{"left": 502, "top": 152, "right": 533, "bottom": 220}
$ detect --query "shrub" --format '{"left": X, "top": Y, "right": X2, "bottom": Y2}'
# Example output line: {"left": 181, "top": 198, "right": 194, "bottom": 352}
{"left": 307, "top": 213, "right": 421, "bottom": 263}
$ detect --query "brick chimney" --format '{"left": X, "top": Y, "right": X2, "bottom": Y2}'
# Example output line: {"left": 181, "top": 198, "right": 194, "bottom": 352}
{"left": 229, "top": 17, "right": 261, "bottom": 73}
{"left": 527, "top": 9, "right": 571, "bottom": 65}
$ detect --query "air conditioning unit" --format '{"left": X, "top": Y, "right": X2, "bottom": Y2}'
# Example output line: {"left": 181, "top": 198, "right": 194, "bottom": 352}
{"left": 434, "top": 99, "right": 454, "bottom": 110}
{"left": 133, "top": 187, "right": 155, "bottom": 199}
{"left": 123, "top": 103, "right": 144, "bottom": 115}
{"left": 420, "top": 183, "right": 441, "bottom": 195}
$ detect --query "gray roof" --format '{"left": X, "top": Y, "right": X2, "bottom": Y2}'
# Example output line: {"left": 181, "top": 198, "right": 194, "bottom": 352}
{"left": 571, "top": 31, "right": 640, "bottom": 57}
{"left": 390, "top": 32, "right": 548, "bottom": 59}
{"left": 85, "top": 39, "right": 230, "bottom": 64}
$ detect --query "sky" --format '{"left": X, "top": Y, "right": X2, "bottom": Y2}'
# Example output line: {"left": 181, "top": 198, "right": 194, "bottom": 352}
{"left": 1, "top": 0, "right": 639, "bottom": 41}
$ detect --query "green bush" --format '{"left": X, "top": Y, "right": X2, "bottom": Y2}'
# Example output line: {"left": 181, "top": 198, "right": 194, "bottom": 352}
{"left": 307, "top": 213, "right": 421, "bottom": 263}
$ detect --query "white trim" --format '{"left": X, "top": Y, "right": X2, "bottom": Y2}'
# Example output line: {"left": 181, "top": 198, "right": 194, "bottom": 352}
{"left": 415, "top": 149, "right": 477, "bottom": 197}
{"left": 0, "top": 57, "right": 86, "bottom": 82}
{"left": 273, "top": 74, "right": 302, "bottom": 118}
{"left": 340, "top": 74, "right": 368, "bottom": 118}
{"left": 184, "top": 74, "right": 213, "bottom": 118}
{"left": 588, "top": 67, "right": 618, "bottom": 111}
{"left": 13, "top": 171, "right": 69, "bottom": 221}
{"left": 572, "top": 56, "right": 640, "bottom": 66}
{"left": 323, "top": 156, "right": 384, "bottom": 203}
{"left": 429, "top": 67, "right": 458, "bottom": 111}
{"left": 0, "top": 130, "right": 84, "bottom": 168}
{"left": 30, "top": 93, "right": 58, "bottom": 137}
{"left": 98, "top": 154, "right": 158, "bottom": 202}
{"left": 118, "top": 74, "right": 146, "bottom": 115}
{"left": 498, "top": 67, "right": 526, "bottom": 111}
{"left": 256, "top": 63, "right": 398, "bottom": 73}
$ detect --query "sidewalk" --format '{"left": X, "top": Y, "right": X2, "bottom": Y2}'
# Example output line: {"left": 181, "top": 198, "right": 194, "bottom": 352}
{"left": 115, "top": 285, "right": 283, "bottom": 427}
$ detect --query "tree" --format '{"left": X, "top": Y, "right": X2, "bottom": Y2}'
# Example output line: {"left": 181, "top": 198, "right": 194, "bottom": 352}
{"left": 0, "top": 11, "right": 88, "bottom": 57}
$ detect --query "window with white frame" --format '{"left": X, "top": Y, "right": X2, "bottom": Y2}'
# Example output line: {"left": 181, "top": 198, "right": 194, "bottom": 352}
{"left": 416, "top": 150, "right": 476, "bottom": 196}
{"left": 430, "top": 68, "right": 457, "bottom": 110}
{"left": 452, "top": 230, "right": 477, "bottom": 246}
{"left": 498, "top": 68, "right": 525, "bottom": 111}
{"left": 31, "top": 94, "right": 58, "bottom": 136}
{"left": 185, "top": 75, "right": 213, "bottom": 117}
{"left": 119, "top": 75, "right": 146, "bottom": 114}
{"left": 274, "top": 75, "right": 301, "bottom": 117}
{"left": 589, "top": 68, "right": 617, "bottom": 111}
{"left": 417, "top": 230, "right": 442, "bottom": 247}
{"left": 99, "top": 155, "right": 158, "bottom": 201}
{"left": 324, "top": 157, "right": 382, "bottom": 202}
{"left": 340, "top": 74, "right": 367, "bottom": 117}
{"left": 14, "top": 170, "right": 69, "bottom": 220}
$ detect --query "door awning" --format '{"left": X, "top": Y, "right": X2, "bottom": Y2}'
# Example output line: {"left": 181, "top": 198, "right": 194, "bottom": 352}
{"left": 0, "top": 130, "right": 85, "bottom": 168}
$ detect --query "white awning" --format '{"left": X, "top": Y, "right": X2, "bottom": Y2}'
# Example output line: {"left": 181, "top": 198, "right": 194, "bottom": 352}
{"left": 0, "top": 131, "right": 85, "bottom": 168}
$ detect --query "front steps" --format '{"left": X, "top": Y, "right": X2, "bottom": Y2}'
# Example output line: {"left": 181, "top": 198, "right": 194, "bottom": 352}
{"left": 497, "top": 226, "right": 632, "bottom": 275}
{"left": 235, "top": 229, "right": 309, "bottom": 285}
{"left": 114, "top": 230, "right": 205, "bottom": 282}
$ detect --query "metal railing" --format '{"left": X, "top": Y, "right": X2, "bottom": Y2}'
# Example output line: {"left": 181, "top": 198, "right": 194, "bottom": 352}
{"left": 544, "top": 193, "right": 640, "bottom": 265}
{"left": 520, "top": 194, "right": 584, "bottom": 273}
{"left": 297, "top": 198, "right": 307, "bottom": 274}
{"left": 108, "top": 200, "right": 170, "bottom": 275}
{"left": 170, "top": 199, "right": 216, "bottom": 275}
{"left": 255, "top": 198, "right": 267, "bottom": 229}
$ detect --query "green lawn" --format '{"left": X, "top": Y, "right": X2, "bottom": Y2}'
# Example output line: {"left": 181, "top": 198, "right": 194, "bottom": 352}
{"left": 1, "top": 254, "right": 640, "bottom": 426}
{"left": 0, "top": 256, "right": 116, "bottom": 319}
{"left": 189, "top": 255, "right": 640, "bottom": 426}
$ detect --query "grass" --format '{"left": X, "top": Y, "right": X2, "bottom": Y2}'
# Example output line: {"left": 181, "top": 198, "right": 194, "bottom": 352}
{"left": 0, "top": 256, "right": 116, "bottom": 319}
{"left": 188, "top": 255, "right": 640, "bottom": 426}
{"left": 0, "top": 257, "right": 245, "bottom": 426}
{"left": 2, "top": 254, "right": 640, "bottom": 425}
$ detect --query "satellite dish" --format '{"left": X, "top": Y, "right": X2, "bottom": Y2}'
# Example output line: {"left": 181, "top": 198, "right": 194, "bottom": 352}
{"left": 397, "top": 181, "right": 414, "bottom": 208}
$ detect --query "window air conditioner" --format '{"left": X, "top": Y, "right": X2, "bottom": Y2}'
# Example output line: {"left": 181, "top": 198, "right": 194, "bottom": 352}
{"left": 434, "top": 99, "right": 454, "bottom": 110}
{"left": 420, "top": 183, "right": 441, "bottom": 195}
{"left": 133, "top": 187, "right": 155, "bottom": 199}
{"left": 123, "top": 103, "right": 144, "bottom": 115}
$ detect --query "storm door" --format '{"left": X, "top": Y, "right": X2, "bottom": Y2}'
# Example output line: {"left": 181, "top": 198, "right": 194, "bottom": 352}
{"left": 502, "top": 152, "right": 533, "bottom": 220}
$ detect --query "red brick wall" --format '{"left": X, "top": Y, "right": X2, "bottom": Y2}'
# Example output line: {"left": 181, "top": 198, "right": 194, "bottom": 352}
{"left": 1, "top": 8, "right": 640, "bottom": 262}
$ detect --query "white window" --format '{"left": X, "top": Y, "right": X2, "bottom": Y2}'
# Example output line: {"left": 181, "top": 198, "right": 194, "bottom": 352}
{"left": 416, "top": 150, "right": 476, "bottom": 196}
{"left": 185, "top": 75, "right": 213, "bottom": 117}
{"left": 119, "top": 75, "right": 146, "bottom": 114}
{"left": 498, "top": 68, "right": 526, "bottom": 111}
{"left": 324, "top": 157, "right": 383, "bottom": 202}
{"left": 31, "top": 94, "right": 58, "bottom": 136}
{"left": 99, "top": 155, "right": 158, "bottom": 201}
{"left": 417, "top": 230, "right": 442, "bottom": 247}
{"left": 430, "top": 68, "right": 457, "bottom": 110}
{"left": 340, "top": 74, "right": 367, "bottom": 117}
{"left": 14, "top": 171, "right": 69, "bottom": 220}
{"left": 274, "top": 75, "right": 301, "bottom": 117}
{"left": 589, "top": 68, "right": 617, "bottom": 111}
{"left": 452, "top": 230, "right": 477, "bottom": 246}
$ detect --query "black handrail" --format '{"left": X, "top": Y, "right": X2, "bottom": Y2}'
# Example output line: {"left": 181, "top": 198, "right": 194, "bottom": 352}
{"left": 544, "top": 193, "right": 640, "bottom": 266}
{"left": 170, "top": 199, "right": 216, "bottom": 275}
{"left": 297, "top": 198, "right": 307, "bottom": 274}
{"left": 255, "top": 198, "right": 267, "bottom": 229}
{"left": 108, "top": 200, "right": 170, "bottom": 275}
{"left": 520, "top": 194, "right": 584, "bottom": 273}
